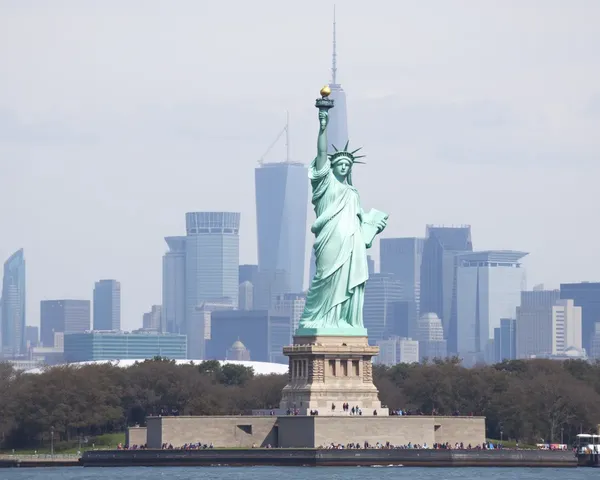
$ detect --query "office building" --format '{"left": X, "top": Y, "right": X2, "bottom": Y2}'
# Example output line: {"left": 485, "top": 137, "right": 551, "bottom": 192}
{"left": 142, "top": 305, "right": 162, "bottom": 331}
{"left": 552, "top": 299, "right": 582, "bottom": 355}
{"left": 560, "top": 282, "right": 600, "bottom": 354}
{"left": 239, "top": 281, "right": 254, "bottom": 310}
{"left": 93, "top": 280, "right": 121, "bottom": 331}
{"left": 1, "top": 249, "right": 26, "bottom": 356}
{"left": 185, "top": 212, "right": 239, "bottom": 333}
{"left": 380, "top": 237, "right": 425, "bottom": 336}
{"left": 25, "top": 325, "right": 39, "bottom": 348}
{"left": 420, "top": 226, "right": 472, "bottom": 354}
{"left": 375, "top": 336, "right": 419, "bottom": 366}
{"left": 326, "top": 11, "right": 348, "bottom": 155}
{"left": 208, "top": 310, "right": 291, "bottom": 364}
{"left": 515, "top": 290, "right": 560, "bottom": 359}
{"left": 239, "top": 264, "right": 258, "bottom": 285}
{"left": 456, "top": 250, "right": 527, "bottom": 365}
{"left": 416, "top": 312, "right": 447, "bottom": 362}
{"left": 40, "top": 300, "right": 91, "bottom": 347}
{"left": 590, "top": 323, "right": 600, "bottom": 360}
{"left": 363, "top": 273, "right": 404, "bottom": 345}
{"left": 253, "top": 269, "right": 291, "bottom": 310}
{"left": 367, "top": 255, "right": 375, "bottom": 275}
{"left": 255, "top": 162, "right": 308, "bottom": 297}
{"left": 493, "top": 318, "right": 516, "bottom": 363}
{"left": 273, "top": 292, "right": 306, "bottom": 333}
{"left": 162, "top": 236, "right": 186, "bottom": 333}
{"left": 188, "top": 300, "right": 235, "bottom": 360}
{"left": 64, "top": 331, "right": 187, "bottom": 362}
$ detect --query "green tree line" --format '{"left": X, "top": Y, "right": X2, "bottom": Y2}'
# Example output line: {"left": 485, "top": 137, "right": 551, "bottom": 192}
{"left": 0, "top": 357, "right": 599, "bottom": 450}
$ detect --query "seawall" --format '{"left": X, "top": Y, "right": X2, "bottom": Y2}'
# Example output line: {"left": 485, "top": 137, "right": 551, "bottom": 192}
{"left": 81, "top": 448, "right": 576, "bottom": 467}
{"left": 0, "top": 455, "right": 81, "bottom": 468}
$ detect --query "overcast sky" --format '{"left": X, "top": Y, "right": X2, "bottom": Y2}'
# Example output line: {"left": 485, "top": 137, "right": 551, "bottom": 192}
{"left": 1, "top": 1, "right": 598, "bottom": 331}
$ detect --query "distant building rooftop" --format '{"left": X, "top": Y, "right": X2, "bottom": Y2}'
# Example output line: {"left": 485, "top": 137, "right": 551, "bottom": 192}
{"left": 23, "top": 359, "right": 288, "bottom": 376}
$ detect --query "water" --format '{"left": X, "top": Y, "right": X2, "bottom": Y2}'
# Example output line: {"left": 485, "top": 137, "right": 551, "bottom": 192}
{"left": 0, "top": 467, "right": 597, "bottom": 480}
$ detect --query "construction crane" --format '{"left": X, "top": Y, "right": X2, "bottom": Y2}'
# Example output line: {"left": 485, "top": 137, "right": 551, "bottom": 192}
{"left": 258, "top": 111, "right": 290, "bottom": 166}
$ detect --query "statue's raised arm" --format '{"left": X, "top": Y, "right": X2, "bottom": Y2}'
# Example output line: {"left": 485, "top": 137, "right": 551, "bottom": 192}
{"left": 315, "top": 85, "right": 334, "bottom": 171}
{"left": 316, "top": 110, "right": 329, "bottom": 170}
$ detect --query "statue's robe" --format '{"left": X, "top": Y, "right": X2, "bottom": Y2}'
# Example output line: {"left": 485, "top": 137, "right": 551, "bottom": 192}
{"left": 299, "top": 158, "right": 369, "bottom": 329}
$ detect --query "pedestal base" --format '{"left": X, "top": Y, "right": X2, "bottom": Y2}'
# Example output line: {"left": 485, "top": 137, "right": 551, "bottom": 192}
{"left": 279, "top": 335, "right": 388, "bottom": 416}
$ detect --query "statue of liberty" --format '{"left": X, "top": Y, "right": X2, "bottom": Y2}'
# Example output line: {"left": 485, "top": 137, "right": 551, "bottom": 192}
{"left": 297, "top": 87, "right": 388, "bottom": 336}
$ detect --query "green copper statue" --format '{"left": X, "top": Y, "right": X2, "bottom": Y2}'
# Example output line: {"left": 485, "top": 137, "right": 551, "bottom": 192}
{"left": 296, "top": 87, "right": 388, "bottom": 337}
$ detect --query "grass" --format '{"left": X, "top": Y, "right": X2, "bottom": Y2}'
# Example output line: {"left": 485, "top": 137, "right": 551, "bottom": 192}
{"left": 0, "top": 432, "right": 126, "bottom": 456}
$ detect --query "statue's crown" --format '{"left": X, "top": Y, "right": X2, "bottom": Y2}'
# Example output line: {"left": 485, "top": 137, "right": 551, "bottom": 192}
{"left": 328, "top": 141, "right": 366, "bottom": 165}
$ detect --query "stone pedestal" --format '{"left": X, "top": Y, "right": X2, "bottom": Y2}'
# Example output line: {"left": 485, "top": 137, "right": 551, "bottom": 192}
{"left": 279, "top": 335, "right": 388, "bottom": 416}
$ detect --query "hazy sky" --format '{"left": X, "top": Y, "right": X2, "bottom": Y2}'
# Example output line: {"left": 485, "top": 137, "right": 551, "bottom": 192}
{"left": 1, "top": 1, "right": 599, "bottom": 331}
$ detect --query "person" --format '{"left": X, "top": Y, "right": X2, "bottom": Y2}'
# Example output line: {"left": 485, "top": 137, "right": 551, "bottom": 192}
{"left": 299, "top": 108, "right": 387, "bottom": 331}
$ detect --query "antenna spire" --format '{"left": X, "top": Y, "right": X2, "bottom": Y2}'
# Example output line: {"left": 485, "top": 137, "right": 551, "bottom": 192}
{"left": 331, "top": 5, "right": 337, "bottom": 85}
{"left": 285, "top": 110, "right": 290, "bottom": 163}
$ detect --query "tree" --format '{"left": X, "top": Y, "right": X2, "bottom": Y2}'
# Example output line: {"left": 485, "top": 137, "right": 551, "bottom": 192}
{"left": 217, "top": 364, "right": 254, "bottom": 386}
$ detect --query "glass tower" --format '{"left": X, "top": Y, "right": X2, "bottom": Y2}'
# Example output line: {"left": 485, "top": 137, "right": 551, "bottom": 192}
{"left": 40, "top": 299, "right": 91, "bottom": 347}
{"left": 93, "top": 279, "right": 121, "bottom": 331}
{"left": 255, "top": 162, "right": 308, "bottom": 295}
{"left": 560, "top": 282, "right": 600, "bottom": 354}
{"left": 456, "top": 250, "right": 527, "bottom": 365}
{"left": 420, "top": 225, "right": 473, "bottom": 354}
{"left": 184, "top": 212, "right": 240, "bottom": 327}
{"left": 1, "top": 249, "right": 26, "bottom": 356}
{"left": 162, "top": 236, "right": 186, "bottom": 333}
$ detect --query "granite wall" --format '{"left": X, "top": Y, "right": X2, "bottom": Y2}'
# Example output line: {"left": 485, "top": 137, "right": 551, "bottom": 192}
{"left": 146, "top": 416, "right": 278, "bottom": 449}
{"left": 126, "top": 426, "right": 147, "bottom": 447}
{"left": 143, "top": 415, "right": 485, "bottom": 449}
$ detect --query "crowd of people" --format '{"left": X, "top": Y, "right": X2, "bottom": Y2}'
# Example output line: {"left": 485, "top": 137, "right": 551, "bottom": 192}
{"left": 389, "top": 408, "right": 469, "bottom": 416}
{"left": 321, "top": 441, "right": 503, "bottom": 450}
{"left": 161, "top": 442, "right": 214, "bottom": 450}
{"left": 118, "top": 440, "right": 511, "bottom": 451}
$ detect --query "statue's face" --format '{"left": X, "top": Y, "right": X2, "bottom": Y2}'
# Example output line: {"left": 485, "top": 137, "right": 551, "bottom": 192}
{"left": 332, "top": 160, "right": 351, "bottom": 181}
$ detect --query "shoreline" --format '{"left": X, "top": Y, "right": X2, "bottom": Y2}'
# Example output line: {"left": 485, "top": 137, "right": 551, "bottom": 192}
{"left": 79, "top": 448, "right": 576, "bottom": 468}
{"left": 1, "top": 448, "right": 578, "bottom": 468}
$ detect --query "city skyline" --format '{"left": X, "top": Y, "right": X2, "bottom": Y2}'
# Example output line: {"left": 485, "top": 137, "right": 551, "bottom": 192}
{"left": 1, "top": 2, "right": 599, "bottom": 330}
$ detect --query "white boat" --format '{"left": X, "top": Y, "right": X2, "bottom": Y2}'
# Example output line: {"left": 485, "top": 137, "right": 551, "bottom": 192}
{"left": 576, "top": 434, "right": 600, "bottom": 467}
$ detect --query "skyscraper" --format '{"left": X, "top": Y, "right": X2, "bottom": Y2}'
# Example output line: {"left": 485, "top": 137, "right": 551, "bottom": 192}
{"left": 308, "top": 12, "right": 350, "bottom": 286}
{"left": 239, "top": 281, "right": 254, "bottom": 310}
{"left": 380, "top": 237, "right": 425, "bottom": 335}
{"left": 93, "top": 279, "right": 121, "bottom": 331}
{"left": 142, "top": 305, "right": 162, "bottom": 331}
{"left": 416, "top": 312, "right": 447, "bottom": 362}
{"left": 560, "top": 282, "right": 600, "bottom": 354}
{"left": 493, "top": 318, "right": 516, "bottom": 363}
{"left": 238, "top": 264, "right": 258, "bottom": 285}
{"left": 456, "top": 251, "right": 527, "bottom": 365}
{"left": 420, "top": 225, "right": 473, "bottom": 354}
{"left": 326, "top": 9, "right": 348, "bottom": 154}
{"left": 25, "top": 325, "right": 39, "bottom": 348}
{"left": 162, "top": 236, "right": 186, "bottom": 333}
{"left": 185, "top": 212, "right": 239, "bottom": 328}
{"left": 552, "top": 299, "right": 582, "bottom": 355}
{"left": 255, "top": 162, "right": 308, "bottom": 295}
{"left": 515, "top": 290, "right": 560, "bottom": 359}
{"left": 189, "top": 300, "right": 235, "bottom": 359}
{"left": 363, "top": 273, "right": 404, "bottom": 345}
{"left": 41, "top": 299, "right": 91, "bottom": 347}
{"left": 1, "top": 249, "right": 26, "bottom": 356}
